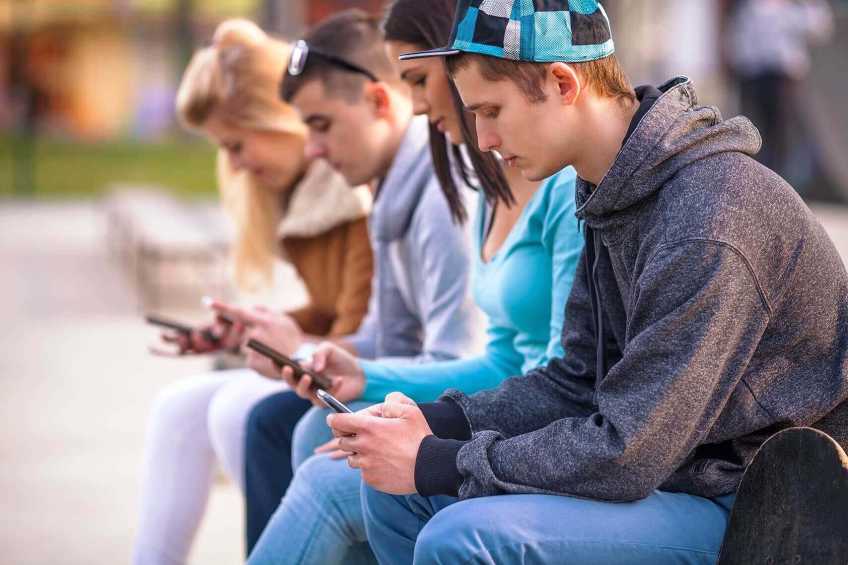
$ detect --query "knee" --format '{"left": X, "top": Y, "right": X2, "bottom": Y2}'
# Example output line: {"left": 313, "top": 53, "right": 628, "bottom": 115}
{"left": 206, "top": 385, "right": 247, "bottom": 448}
{"left": 287, "top": 454, "right": 353, "bottom": 507}
{"left": 414, "top": 504, "right": 476, "bottom": 564}
{"left": 246, "top": 392, "right": 307, "bottom": 444}
{"left": 291, "top": 407, "right": 332, "bottom": 468}
{"left": 148, "top": 379, "right": 213, "bottom": 434}
{"left": 360, "top": 482, "right": 400, "bottom": 530}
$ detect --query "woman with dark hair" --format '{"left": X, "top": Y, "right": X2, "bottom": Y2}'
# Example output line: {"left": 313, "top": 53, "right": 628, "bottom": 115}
{"left": 243, "top": 1, "right": 584, "bottom": 562}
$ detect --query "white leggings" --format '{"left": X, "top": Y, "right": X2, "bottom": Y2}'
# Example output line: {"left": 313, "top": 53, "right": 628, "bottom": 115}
{"left": 132, "top": 369, "right": 284, "bottom": 565}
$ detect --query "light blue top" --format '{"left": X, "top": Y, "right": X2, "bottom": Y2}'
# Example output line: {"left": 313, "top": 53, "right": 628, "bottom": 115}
{"left": 360, "top": 166, "right": 583, "bottom": 402}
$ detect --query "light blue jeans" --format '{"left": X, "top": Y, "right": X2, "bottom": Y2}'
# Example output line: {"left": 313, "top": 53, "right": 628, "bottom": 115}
{"left": 362, "top": 485, "right": 735, "bottom": 565}
{"left": 247, "top": 401, "right": 378, "bottom": 565}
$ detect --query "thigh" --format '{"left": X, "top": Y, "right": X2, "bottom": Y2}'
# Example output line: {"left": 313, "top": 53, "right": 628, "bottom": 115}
{"left": 415, "top": 491, "right": 733, "bottom": 565}
{"left": 207, "top": 370, "right": 286, "bottom": 487}
{"left": 291, "top": 401, "right": 374, "bottom": 470}
{"left": 248, "top": 454, "right": 372, "bottom": 565}
{"left": 149, "top": 372, "right": 234, "bottom": 433}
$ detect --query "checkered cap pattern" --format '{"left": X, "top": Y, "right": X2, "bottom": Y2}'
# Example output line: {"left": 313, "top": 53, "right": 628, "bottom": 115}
{"left": 448, "top": 0, "right": 614, "bottom": 62}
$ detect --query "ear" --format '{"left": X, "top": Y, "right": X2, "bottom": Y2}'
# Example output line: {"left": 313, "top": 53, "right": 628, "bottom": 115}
{"left": 363, "top": 82, "right": 393, "bottom": 118}
{"left": 547, "top": 62, "right": 581, "bottom": 106}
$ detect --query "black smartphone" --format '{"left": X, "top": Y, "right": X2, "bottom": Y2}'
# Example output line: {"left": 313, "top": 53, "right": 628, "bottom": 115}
{"left": 146, "top": 313, "right": 234, "bottom": 343}
{"left": 145, "top": 314, "right": 193, "bottom": 335}
{"left": 316, "top": 389, "right": 353, "bottom": 414}
{"left": 246, "top": 339, "right": 334, "bottom": 390}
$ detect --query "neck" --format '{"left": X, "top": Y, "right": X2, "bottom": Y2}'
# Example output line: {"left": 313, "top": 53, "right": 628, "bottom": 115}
{"left": 573, "top": 95, "right": 639, "bottom": 186}
{"left": 503, "top": 162, "right": 539, "bottom": 206}
{"left": 374, "top": 98, "right": 413, "bottom": 182}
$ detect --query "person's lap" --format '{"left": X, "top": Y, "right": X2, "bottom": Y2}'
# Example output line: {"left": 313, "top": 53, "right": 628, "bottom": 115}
{"left": 247, "top": 401, "right": 377, "bottom": 565}
{"left": 364, "top": 486, "right": 734, "bottom": 565}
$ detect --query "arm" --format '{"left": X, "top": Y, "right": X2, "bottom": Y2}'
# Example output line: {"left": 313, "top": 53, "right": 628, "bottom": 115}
{"left": 420, "top": 241, "right": 771, "bottom": 500}
{"left": 405, "top": 182, "right": 480, "bottom": 362}
{"left": 359, "top": 323, "right": 522, "bottom": 403}
{"left": 341, "top": 278, "right": 379, "bottom": 360}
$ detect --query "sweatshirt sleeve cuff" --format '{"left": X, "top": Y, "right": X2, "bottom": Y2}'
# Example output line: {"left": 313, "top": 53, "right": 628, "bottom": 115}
{"left": 419, "top": 400, "right": 471, "bottom": 440}
{"left": 415, "top": 435, "right": 466, "bottom": 497}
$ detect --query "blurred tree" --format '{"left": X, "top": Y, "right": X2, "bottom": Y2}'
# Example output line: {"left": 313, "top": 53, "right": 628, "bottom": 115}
{"left": 174, "top": 0, "right": 194, "bottom": 69}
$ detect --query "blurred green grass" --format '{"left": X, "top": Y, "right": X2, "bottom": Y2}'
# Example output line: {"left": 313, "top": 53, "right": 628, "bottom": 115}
{"left": 0, "top": 135, "right": 218, "bottom": 199}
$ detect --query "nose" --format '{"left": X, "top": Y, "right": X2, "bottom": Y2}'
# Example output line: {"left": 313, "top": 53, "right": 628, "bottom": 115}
{"left": 305, "top": 138, "right": 327, "bottom": 160}
{"left": 411, "top": 91, "right": 429, "bottom": 117}
{"left": 476, "top": 123, "right": 500, "bottom": 153}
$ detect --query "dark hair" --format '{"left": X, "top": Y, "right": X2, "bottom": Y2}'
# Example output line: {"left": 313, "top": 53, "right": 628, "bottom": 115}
{"left": 281, "top": 10, "right": 397, "bottom": 104}
{"left": 446, "top": 52, "right": 635, "bottom": 104}
{"left": 383, "top": 0, "right": 515, "bottom": 223}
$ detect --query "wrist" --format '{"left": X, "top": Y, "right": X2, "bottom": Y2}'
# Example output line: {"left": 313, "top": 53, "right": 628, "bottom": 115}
{"left": 414, "top": 435, "right": 466, "bottom": 497}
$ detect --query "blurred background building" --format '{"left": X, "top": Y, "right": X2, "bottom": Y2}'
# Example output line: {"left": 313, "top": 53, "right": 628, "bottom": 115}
{"left": 2, "top": 0, "right": 847, "bottom": 199}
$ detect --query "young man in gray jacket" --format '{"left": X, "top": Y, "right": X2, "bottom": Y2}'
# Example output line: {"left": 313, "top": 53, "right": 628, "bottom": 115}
{"left": 239, "top": 9, "right": 482, "bottom": 554}
{"left": 325, "top": 1, "right": 848, "bottom": 563}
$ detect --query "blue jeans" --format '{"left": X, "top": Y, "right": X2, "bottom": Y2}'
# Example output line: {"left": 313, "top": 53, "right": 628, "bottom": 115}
{"left": 362, "top": 485, "right": 735, "bottom": 565}
{"left": 244, "top": 391, "right": 313, "bottom": 553}
{"left": 247, "top": 401, "right": 378, "bottom": 565}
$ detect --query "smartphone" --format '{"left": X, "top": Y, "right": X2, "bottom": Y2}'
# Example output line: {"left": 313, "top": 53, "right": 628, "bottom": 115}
{"left": 316, "top": 389, "right": 353, "bottom": 414}
{"left": 145, "top": 314, "right": 194, "bottom": 335}
{"left": 146, "top": 313, "right": 234, "bottom": 343}
{"left": 246, "top": 339, "right": 334, "bottom": 390}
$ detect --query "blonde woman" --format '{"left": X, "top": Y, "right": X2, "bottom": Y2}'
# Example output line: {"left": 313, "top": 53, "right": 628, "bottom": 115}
{"left": 133, "top": 20, "right": 373, "bottom": 565}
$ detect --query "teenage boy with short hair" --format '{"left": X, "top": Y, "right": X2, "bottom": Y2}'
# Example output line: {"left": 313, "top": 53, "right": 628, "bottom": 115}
{"left": 325, "top": 1, "right": 848, "bottom": 562}
{"left": 241, "top": 9, "right": 482, "bottom": 554}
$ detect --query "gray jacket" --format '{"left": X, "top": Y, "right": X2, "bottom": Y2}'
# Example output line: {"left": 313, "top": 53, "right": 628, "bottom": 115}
{"left": 418, "top": 77, "right": 848, "bottom": 502}
{"left": 348, "top": 116, "right": 481, "bottom": 363}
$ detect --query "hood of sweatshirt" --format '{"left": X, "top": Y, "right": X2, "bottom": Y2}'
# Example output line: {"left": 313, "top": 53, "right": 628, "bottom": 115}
{"left": 575, "top": 77, "right": 763, "bottom": 231}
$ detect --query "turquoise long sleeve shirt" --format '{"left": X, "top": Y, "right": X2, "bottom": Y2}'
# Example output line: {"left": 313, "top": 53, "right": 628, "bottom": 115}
{"left": 360, "top": 166, "right": 583, "bottom": 402}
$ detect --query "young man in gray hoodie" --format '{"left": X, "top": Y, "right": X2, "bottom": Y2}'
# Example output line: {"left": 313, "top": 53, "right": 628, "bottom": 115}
{"left": 324, "top": 1, "right": 848, "bottom": 563}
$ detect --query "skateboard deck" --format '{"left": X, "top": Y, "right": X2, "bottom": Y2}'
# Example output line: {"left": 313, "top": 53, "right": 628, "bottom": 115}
{"left": 718, "top": 427, "right": 848, "bottom": 564}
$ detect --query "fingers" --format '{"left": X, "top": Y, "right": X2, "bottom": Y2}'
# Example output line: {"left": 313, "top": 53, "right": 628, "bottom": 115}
{"left": 347, "top": 454, "right": 364, "bottom": 469}
{"left": 207, "top": 299, "right": 264, "bottom": 328}
{"left": 295, "top": 373, "right": 314, "bottom": 399}
{"left": 385, "top": 392, "right": 416, "bottom": 406}
{"left": 314, "top": 438, "right": 341, "bottom": 454}
{"left": 189, "top": 329, "right": 217, "bottom": 352}
{"left": 364, "top": 404, "right": 384, "bottom": 418}
{"left": 148, "top": 344, "right": 184, "bottom": 358}
{"left": 326, "top": 412, "right": 372, "bottom": 436}
{"left": 161, "top": 332, "right": 189, "bottom": 352}
{"left": 329, "top": 450, "right": 348, "bottom": 460}
{"left": 280, "top": 366, "right": 300, "bottom": 390}
{"left": 308, "top": 342, "right": 335, "bottom": 373}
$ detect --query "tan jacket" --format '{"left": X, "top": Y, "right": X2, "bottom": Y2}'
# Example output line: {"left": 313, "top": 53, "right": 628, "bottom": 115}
{"left": 279, "top": 161, "right": 373, "bottom": 337}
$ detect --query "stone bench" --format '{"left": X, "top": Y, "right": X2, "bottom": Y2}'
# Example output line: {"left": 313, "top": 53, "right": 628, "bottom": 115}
{"left": 103, "top": 186, "right": 233, "bottom": 310}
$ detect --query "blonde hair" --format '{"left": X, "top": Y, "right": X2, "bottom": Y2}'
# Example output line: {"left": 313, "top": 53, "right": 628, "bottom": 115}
{"left": 176, "top": 19, "right": 306, "bottom": 290}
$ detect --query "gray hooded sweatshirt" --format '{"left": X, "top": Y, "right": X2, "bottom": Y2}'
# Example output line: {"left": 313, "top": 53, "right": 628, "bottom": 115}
{"left": 416, "top": 77, "right": 848, "bottom": 502}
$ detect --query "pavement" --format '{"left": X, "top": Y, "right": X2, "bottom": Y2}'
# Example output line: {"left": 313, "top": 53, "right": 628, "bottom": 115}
{"left": 1, "top": 199, "right": 847, "bottom": 565}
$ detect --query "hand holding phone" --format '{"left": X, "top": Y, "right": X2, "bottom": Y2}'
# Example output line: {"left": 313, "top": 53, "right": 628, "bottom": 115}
{"left": 246, "top": 339, "right": 334, "bottom": 390}
{"left": 146, "top": 313, "right": 235, "bottom": 355}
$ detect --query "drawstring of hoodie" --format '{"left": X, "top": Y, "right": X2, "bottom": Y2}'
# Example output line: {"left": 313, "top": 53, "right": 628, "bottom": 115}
{"left": 583, "top": 223, "right": 608, "bottom": 395}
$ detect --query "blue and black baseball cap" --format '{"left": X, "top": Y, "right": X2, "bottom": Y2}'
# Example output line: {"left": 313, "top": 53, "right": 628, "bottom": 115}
{"left": 399, "top": 0, "right": 614, "bottom": 63}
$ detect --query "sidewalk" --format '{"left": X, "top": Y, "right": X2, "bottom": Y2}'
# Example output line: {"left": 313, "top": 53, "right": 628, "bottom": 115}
{"left": 0, "top": 202, "right": 242, "bottom": 565}
{"left": 1, "top": 200, "right": 847, "bottom": 565}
